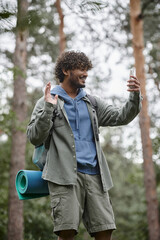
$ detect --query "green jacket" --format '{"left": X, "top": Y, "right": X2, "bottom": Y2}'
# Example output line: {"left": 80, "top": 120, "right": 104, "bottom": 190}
{"left": 27, "top": 91, "right": 142, "bottom": 192}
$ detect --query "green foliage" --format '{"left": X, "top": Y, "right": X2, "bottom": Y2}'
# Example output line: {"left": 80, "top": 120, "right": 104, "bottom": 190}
{"left": 0, "top": 111, "right": 15, "bottom": 136}
{"left": 0, "top": 0, "right": 17, "bottom": 31}
{"left": 152, "top": 130, "right": 160, "bottom": 163}
{"left": 102, "top": 128, "right": 148, "bottom": 240}
{"left": 27, "top": 0, "right": 59, "bottom": 61}
{"left": 0, "top": 139, "right": 11, "bottom": 239}
{"left": 107, "top": 0, "right": 160, "bottom": 84}
{"left": 78, "top": 0, "right": 108, "bottom": 14}
{"left": 141, "top": 0, "right": 160, "bottom": 90}
{"left": 65, "top": 0, "right": 108, "bottom": 12}
{"left": 24, "top": 197, "right": 57, "bottom": 240}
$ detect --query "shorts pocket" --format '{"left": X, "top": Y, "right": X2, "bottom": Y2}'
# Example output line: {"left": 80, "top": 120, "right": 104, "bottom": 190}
{"left": 51, "top": 197, "right": 62, "bottom": 225}
{"left": 48, "top": 182, "right": 69, "bottom": 196}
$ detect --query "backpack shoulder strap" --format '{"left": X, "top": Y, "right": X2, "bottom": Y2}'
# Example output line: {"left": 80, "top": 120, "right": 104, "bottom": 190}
{"left": 86, "top": 94, "right": 97, "bottom": 112}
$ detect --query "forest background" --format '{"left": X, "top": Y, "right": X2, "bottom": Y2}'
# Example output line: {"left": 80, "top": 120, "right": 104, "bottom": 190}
{"left": 0, "top": 0, "right": 160, "bottom": 240}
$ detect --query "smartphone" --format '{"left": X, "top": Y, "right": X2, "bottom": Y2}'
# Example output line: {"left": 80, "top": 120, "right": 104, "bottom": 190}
{"left": 129, "top": 67, "right": 136, "bottom": 89}
{"left": 130, "top": 67, "right": 136, "bottom": 78}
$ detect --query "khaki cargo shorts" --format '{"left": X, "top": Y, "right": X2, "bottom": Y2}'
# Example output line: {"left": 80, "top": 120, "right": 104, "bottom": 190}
{"left": 48, "top": 172, "right": 116, "bottom": 237}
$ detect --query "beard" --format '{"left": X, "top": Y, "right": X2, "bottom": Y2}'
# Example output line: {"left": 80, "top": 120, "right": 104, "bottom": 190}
{"left": 69, "top": 71, "right": 86, "bottom": 89}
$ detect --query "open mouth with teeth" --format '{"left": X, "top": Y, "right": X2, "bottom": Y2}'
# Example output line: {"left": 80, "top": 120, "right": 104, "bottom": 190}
{"left": 79, "top": 76, "right": 87, "bottom": 81}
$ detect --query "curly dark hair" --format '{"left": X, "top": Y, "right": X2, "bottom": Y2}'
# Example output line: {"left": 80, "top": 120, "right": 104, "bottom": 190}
{"left": 55, "top": 51, "right": 93, "bottom": 82}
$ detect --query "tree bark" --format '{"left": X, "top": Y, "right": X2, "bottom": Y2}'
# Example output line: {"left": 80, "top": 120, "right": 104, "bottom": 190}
{"left": 7, "top": 0, "right": 28, "bottom": 240}
{"left": 55, "top": 0, "right": 66, "bottom": 54}
{"left": 130, "top": 1, "right": 160, "bottom": 240}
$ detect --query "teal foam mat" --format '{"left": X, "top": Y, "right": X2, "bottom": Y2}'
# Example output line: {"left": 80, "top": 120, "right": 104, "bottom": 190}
{"left": 15, "top": 170, "right": 49, "bottom": 200}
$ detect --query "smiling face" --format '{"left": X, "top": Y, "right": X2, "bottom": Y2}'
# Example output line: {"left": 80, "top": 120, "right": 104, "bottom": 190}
{"left": 67, "top": 69, "right": 88, "bottom": 89}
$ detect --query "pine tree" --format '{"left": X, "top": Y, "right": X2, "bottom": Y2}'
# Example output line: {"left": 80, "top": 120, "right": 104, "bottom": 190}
{"left": 7, "top": 0, "right": 28, "bottom": 239}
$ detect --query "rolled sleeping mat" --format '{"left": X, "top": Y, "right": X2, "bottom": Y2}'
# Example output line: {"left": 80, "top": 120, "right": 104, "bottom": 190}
{"left": 15, "top": 170, "right": 49, "bottom": 200}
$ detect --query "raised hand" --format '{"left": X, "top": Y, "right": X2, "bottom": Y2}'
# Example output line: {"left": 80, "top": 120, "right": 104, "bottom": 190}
{"left": 44, "top": 82, "right": 58, "bottom": 105}
{"left": 127, "top": 76, "right": 140, "bottom": 92}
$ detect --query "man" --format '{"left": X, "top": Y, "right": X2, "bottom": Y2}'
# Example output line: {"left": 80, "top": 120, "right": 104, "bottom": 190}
{"left": 27, "top": 51, "right": 141, "bottom": 240}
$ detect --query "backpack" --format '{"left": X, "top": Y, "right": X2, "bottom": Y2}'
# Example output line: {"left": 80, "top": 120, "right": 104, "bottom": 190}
{"left": 32, "top": 94, "right": 98, "bottom": 170}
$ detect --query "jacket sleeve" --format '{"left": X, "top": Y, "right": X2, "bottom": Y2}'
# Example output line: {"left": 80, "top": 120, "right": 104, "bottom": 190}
{"left": 27, "top": 97, "right": 56, "bottom": 146}
{"left": 96, "top": 92, "right": 142, "bottom": 127}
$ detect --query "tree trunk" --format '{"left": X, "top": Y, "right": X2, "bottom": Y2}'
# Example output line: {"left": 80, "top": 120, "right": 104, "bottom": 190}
{"left": 7, "top": 0, "right": 28, "bottom": 240}
{"left": 55, "top": 0, "right": 66, "bottom": 54}
{"left": 130, "top": 1, "right": 160, "bottom": 240}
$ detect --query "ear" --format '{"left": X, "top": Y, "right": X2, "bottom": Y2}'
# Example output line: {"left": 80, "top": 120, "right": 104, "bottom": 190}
{"left": 62, "top": 69, "right": 70, "bottom": 76}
